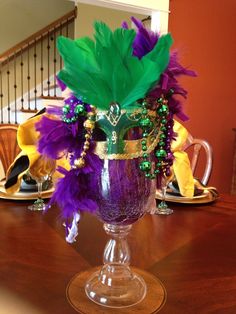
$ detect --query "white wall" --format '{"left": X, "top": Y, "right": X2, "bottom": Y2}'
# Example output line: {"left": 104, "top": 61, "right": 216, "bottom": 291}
{"left": 75, "top": 0, "right": 169, "bottom": 34}
{"left": 75, "top": 2, "right": 145, "bottom": 38}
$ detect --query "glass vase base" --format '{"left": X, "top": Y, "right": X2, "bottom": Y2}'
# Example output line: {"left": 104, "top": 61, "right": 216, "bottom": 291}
{"left": 28, "top": 200, "right": 47, "bottom": 211}
{"left": 153, "top": 207, "right": 173, "bottom": 215}
{"left": 151, "top": 201, "right": 173, "bottom": 215}
{"left": 66, "top": 266, "right": 166, "bottom": 313}
{"left": 85, "top": 267, "right": 146, "bottom": 308}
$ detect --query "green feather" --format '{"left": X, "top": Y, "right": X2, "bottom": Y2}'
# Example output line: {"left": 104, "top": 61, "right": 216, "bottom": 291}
{"left": 121, "top": 34, "right": 173, "bottom": 108}
{"left": 57, "top": 22, "right": 172, "bottom": 110}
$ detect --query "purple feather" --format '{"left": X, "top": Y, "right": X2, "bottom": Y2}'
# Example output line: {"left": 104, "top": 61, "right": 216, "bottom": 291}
{"left": 149, "top": 51, "right": 196, "bottom": 121}
{"left": 121, "top": 21, "right": 129, "bottom": 29}
{"left": 49, "top": 153, "right": 103, "bottom": 220}
{"left": 123, "top": 16, "right": 196, "bottom": 121}
{"left": 46, "top": 105, "right": 63, "bottom": 116}
{"left": 36, "top": 94, "right": 89, "bottom": 160}
{"left": 49, "top": 168, "right": 98, "bottom": 218}
{"left": 56, "top": 75, "right": 67, "bottom": 91}
{"left": 36, "top": 115, "right": 85, "bottom": 160}
{"left": 131, "top": 16, "right": 159, "bottom": 58}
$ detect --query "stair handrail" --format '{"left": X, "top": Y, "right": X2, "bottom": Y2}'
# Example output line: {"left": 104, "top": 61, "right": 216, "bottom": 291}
{"left": 0, "top": 7, "right": 77, "bottom": 65}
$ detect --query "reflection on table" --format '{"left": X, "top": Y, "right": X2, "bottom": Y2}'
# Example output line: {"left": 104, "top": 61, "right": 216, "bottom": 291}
{"left": 0, "top": 194, "right": 236, "bottom": 313}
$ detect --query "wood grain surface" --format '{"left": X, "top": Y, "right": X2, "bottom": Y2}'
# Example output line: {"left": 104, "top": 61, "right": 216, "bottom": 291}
{"left": 0, "top": 194, "right": 236, "bottom": 313}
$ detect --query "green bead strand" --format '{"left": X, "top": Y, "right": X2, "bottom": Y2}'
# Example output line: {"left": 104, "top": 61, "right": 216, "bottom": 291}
{"left": 62, "top": 104, "right": 70, "bottom": 114}
{"left": 157, "top": 104, "right": 169, "bottom": 116}
{"left": 62, "top": 102, "right": 86, "bottom": 124}
{"left": 139, "top": 161, "right": 152, "bottom": 172}
{"left": 140, "top": 117, "right": 153, "bottom": 129}
{"left": 74, "top": 104, "right": 86, "bottom": 115}
{"left": 155, "top": 149, "right": 167, "bottom": 159}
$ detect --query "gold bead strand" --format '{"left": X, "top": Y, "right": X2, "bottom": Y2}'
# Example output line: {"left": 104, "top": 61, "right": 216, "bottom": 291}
{"left": 73, "top": 107, "right": 96, "bottom": 169}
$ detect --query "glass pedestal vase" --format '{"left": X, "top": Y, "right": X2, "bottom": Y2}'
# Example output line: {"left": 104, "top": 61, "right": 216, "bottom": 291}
{"left": 66, "top": 158, "right": 167, "bottom": 312}
{"left": 66, "top": 223, "right": 167, "bottom": 313}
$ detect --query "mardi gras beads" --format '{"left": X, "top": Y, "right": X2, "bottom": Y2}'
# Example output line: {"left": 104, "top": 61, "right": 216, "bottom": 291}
{"left": 139, "top": 92, "right": 174, "bottom": 179}
{"left": 62, "top": 97, "right": 86, "bottom": 124}
{"left": 73, "top": 107, "right": 96, "bottom": 169}
{"left": 154, "top": 91, "right": 174, "bottom": 177}
{"left": 139, "top": 99, "right": 156, "bottom": 179}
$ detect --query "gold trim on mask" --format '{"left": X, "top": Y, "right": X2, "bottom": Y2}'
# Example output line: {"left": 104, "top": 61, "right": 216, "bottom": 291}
{"left": 96, "top": 108, "right": 157, "bottom": 122}
{"left": 94, "top": 130, "right": 161, "bottom": 160}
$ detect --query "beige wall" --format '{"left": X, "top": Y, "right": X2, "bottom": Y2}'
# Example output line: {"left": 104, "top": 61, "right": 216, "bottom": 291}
{"left": 0, "top": 0, "right": 74, "bottom": 54}
{"left": 75, "top": 2, "right": 146, "bottom": 38}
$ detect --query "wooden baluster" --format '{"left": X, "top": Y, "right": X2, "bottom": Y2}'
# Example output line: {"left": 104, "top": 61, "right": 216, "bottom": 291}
{"left": 0, "top": 8, "right": 77, "bottom": 122}
{"left": 0, "top": 63, "right": 3, "bottom": 123}
{"left": 60, "top": 23, "right": 62, "bottom": 70}
{"left": 53, "top": 27, "right": 57, "bottom": 97}
{"left": 40, "top": 35, "right": 44, "bottom": 97}
{"left": 7, "top": 57, "right": 10, "bottom": 123}
{"left": 20, "top": 49, "right": 24, "bottom": 110}
{"left": 13, "top": 52, "right": 17, "bottom": 124}
{"left": 47, "top": 31, "right": 50, "bottom": 96}
{"left": 66, "top": 19, "right": 69, "bottom": 37}
{"left": 34, "top": 39, "right": 37, "bottom": 111}
{"left": 27, "top": 43, "right": 30, "bottom": 110}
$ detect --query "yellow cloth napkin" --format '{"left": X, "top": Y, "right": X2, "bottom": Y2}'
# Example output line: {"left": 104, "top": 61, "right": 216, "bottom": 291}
{"left": 5, "top": 113, "right": 194, "bottom": 198}
{"left": 5, "top": 112, "right": 70, "bottom": 194}
{"left": 171, "top": 120, "right": 194, "bottom": 198}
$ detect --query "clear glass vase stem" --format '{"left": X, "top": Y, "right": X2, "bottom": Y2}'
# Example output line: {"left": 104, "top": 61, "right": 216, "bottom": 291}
{"left": 85, "top": 223, "right": 146, "bottom": 308}
{"left": 37, "top": 180, "right": 43, "bottom": 200}
{"left": 28, "top": 177, "right": 46, "bottom": 211}
{"left": 162, "top": 185, "right": 167, "bottom": 202}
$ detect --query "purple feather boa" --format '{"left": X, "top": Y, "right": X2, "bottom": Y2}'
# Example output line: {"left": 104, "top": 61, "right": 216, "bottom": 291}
{"left": 49, "top": 152, "right": 103, "bottom": 219}
{"left": 49, "top": 167, "right": 98, "bottom": 218}
{"left": 36, "top": 94, "right": 104, "bottom": 223}
{"left": 124, "top": 17, "right": 196, "bottom": 121}
{"left": 122, "top": 17, "right": 196, "bottom": 189}
{"left": 36, "top": 115, "right": 85, "bottom": 160}
{"left": 36, "top": 95, "right": 91, "bottom": 160}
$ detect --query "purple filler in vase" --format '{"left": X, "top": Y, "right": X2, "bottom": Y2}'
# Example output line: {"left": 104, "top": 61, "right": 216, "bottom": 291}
{"left": 93, "top": 158, "right": 156, "bottom": 225}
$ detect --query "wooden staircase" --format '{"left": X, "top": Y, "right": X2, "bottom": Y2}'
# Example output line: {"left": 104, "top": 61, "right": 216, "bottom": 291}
{"left": 0, "top": 8, "right": 77, "bottom": 124}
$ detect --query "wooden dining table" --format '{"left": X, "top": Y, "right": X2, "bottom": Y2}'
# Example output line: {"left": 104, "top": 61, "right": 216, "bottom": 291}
{"left": 0, "top": 194, "right": 236, "bottom": 314}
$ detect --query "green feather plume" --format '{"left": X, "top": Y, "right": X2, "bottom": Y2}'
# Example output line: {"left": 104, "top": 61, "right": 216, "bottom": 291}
{"left": 57, "top": 21, "right": 172, "bottom": 110}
